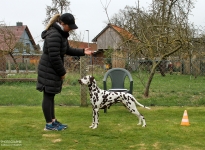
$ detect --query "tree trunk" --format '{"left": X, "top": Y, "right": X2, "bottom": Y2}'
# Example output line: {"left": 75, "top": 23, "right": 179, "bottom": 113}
{"left": 144, "top": 67, "right": 155, "bottom": 97}
{"left": 9, "top": 52, "right": 19, "bottom": 73}
{"left": 159, "top": 62, "right": 166, "bottom": 76}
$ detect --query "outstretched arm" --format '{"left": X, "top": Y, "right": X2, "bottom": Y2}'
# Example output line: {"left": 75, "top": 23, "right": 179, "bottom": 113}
{"left": 84, "top": 47, "right": 93, "bottom": 55}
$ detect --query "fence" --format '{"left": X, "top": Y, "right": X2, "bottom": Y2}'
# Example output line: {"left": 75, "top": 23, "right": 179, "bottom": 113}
{"left": 1, "top": 54, "right": 205, "bottom": 106}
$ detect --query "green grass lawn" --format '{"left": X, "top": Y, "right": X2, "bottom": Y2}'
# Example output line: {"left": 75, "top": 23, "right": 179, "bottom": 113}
{"left": 0, "top": 72, "right": 205, "bottom": 106}
{"left": 0, "top": 106, "right": 205, "bottom": 150}
{"left": 0, "top": 71, "right": 205, "bottom": 149}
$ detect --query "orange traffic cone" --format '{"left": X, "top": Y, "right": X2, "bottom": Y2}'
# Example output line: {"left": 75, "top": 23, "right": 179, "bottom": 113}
{"left": 180, "top": 110, "right": 190, "bottom": 126}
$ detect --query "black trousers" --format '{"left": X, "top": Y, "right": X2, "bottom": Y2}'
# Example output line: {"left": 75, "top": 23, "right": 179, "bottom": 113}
{"left": 42, "top": 91, "right": 56, "bottom": 123}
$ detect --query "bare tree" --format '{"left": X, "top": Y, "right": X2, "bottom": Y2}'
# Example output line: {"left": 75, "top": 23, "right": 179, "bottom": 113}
{"left": 109, "top": 0, "right": 198, "bottom": 97}
{"left": 43, "top": 0, "right": 71, "bottom": 25}
{"left": 0, "top": 22, "right": 30, "bottom": 73}
{"left": 43, "top": 0, "right": 82, "bottom": 40}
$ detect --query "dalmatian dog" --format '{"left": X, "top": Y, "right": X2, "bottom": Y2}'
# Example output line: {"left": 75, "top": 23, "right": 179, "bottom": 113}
{"left": 78, "top": 75, "right": 150, "bottom": 129}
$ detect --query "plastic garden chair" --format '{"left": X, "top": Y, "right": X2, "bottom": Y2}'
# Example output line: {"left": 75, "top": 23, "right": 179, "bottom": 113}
{"left": 103, "top": 68, "right": 133, "bottom": 113}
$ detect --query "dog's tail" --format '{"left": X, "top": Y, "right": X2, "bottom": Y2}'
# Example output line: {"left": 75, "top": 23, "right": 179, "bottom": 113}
{"left": 134, "top": 99, "right": 150, "bottom": 109}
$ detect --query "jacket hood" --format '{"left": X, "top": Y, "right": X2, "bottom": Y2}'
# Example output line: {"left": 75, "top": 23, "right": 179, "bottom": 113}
{"left": 41, "top": 30, "right": 48, "bottom": 39}
{"left": 41, "top": 22, "right": 69, "bottom": 39}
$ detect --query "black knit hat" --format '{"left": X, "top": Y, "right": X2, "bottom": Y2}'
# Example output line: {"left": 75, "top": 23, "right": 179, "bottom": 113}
{"left": 60, "top": 13, "right": 78, "bottom": 29}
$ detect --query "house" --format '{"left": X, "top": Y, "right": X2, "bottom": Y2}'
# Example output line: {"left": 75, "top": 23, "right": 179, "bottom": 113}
{"left": 69, "top": 40, "right": 97, "bottom": 52}
{"left": 92, "top": 23, "right": 137, "bottom": 68}
{"left": 68, "top": 40, "right": 97, "bottom": 63}
{"left": 65, "top": 40, "right": 97, "bottom": 71}
{"left": 0, "top": 22, "right": 39, "bottom": 73}
{"left": 68, "top": 40, "right": 97, "bottom": 62}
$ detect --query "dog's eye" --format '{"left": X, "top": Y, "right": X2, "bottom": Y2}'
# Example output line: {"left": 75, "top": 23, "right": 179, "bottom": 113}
{"left": 84, "top": 77, "right": 87, "bottom": 79}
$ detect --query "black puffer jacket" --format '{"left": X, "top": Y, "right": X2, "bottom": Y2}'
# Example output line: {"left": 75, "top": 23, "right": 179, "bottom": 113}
{"left": 36, "top": 23, "right": 85, "bottom": 94}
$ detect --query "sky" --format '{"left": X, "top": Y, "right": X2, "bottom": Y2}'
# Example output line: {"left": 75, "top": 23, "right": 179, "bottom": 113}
{"left": 0, "top": 0, "right": 205, "bottom": 49}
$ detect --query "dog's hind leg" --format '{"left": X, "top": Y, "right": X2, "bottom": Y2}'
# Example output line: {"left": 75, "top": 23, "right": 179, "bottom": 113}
{"left": 123, "top": 100, "right": 147, "bottom": 127}
{"left": 89, "top": 108, "right": 99, "bottom": 129}
{"left": 131, "top": 108, "right": 146, "bottom": 127}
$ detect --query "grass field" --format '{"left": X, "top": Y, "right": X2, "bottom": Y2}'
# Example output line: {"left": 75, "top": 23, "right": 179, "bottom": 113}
{"left": 0, "top": 72, "right": 205, "bottom": 106}
{"left": 0, "top": 72, "right": 205, "bottom": 149}
{"left": 0, "top": 106, "right": 205, "bottom": 150}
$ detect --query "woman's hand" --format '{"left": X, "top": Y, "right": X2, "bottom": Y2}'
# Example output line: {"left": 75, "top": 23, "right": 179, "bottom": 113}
{"left": 84, "top": 47, "right": 93, "bottom": 55}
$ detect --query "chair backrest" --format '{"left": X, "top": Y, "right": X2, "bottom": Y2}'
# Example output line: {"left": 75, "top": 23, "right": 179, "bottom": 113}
{"left": 103, "top": 68, "right": 133, "bottom": 94}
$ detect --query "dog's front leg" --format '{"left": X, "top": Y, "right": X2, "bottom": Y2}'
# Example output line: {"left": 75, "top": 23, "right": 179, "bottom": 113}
{"left": 89, "top": 109, "right": 95, "bottom": 128}
{"left": 89, "top": 108, "right": 99, "bottom": 129}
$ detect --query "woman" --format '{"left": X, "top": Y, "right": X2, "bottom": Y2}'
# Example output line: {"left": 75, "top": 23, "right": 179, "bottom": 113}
{"left": 36, "top": 13, "right": 92, "bottom": 131}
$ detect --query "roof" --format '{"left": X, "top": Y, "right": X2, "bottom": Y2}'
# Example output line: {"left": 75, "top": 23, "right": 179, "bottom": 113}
{"left": 92, "top": 23, "right": 136, "bottom": 42}
{"left": 0, "top": 24, "right": 36, "bottom": 51}
{"left": 68, "top": 40, "right": 97, "bottom": 52}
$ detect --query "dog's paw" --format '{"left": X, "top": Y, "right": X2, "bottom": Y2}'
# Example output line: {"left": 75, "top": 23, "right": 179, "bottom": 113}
{"left": 89, "top": 126, "right": 97, "bottom": 129}
{"left": 89, "top": 123, "right": 95, "bottom": 128}
{"left": 89, "top": 124, "right": 98, "bottom": 129}
{"left": 142, "top": 125, "right": 146, "bottom": 127}
{"left": 92, "top": 126, "right": 97, "bottom": 129}
{"left": 137, "top": 123, "right": 142, "bottom": 126}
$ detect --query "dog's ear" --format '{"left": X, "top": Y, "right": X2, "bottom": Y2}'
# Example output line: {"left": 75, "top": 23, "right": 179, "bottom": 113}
{"left": 90, "top": 76, "right": 94, "bottom": 83}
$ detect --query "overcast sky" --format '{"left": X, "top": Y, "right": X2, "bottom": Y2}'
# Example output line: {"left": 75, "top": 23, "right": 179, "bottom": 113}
{"left": 0, "top": 0, "right": 204, "bottom": 49}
